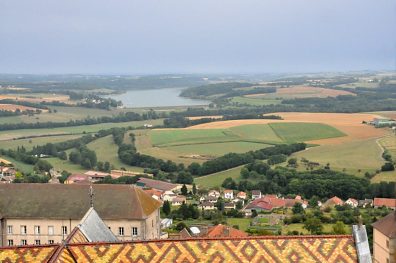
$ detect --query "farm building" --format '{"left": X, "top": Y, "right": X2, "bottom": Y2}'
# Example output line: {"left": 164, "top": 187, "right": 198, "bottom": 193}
{"left": 371, "top": 118, "right": 396, "bottom": 128}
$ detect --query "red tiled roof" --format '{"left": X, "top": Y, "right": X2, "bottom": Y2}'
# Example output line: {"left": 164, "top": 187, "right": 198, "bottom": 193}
{"left": 205, "top": 224, "right": 248, "bottom": 238}
{"left": 325, "top": 196, "right": 344, "bottom": 206}
{"left": 374, "top": 197, "right": 396, "bottom": 208}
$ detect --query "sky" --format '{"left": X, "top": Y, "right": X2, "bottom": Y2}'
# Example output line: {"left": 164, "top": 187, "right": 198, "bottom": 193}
{"left": 0, "top": 0, "right": 395, "bottom": 74}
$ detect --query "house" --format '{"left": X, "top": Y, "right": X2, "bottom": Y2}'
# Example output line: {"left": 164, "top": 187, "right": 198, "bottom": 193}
{"left": 201, "top": 196, "right": 218, "bottom": 203}
{"left": 374, "top": 198, "right": 396, "bottom": 209}
{"left": 64, "top": 173, "right": 91, "bottom": 184}
{"left": 161, "top": 218, "right": 173, "bottom": 229}
{"left": 237, "top": 191, "right": 247, "bottom": 200}
{"left": 345, "top": 198, "right": 359, "bottom": 208}
{"left": 198, "top": 201, "right": 215, "bottom": 210}
{"left": 223, "top": 189, "right": 234, "bottom": 199}
{"left": 208, "top": 190, "right": 220, "bottom": 198}
{"left": 163, "top": 191, "right": 177, "bottom": 202}
{"left": 171, "top": 195, "right": 186, "bottom": 206}
{"left": 251, "top": 190, "right": 262, "bottom": 199}
{"left": 358, "top": 199, "right": 373, "bottom": 208}
{"left": 323, "top": 196, "right": 344, "bottom": 208}
{"left": 144, "top": 189, "right": 163, "bottom": 200}
{"left": 244, "top": 195, "right": 306, "bottom": 214}
{"left": 0, "top": 183, "right": 162, "bottom": 246}
{"left": 84, "top": 170, "right": 110, "bottom": 182}
{"left": 372, "top": 212, "right": 396, "bottom": 263}
{"left": 136, "top": 177, "right": 180, "bottom": 192}
{"left": 224, "top": 202, "right": 236, "bottom": 210}
{"left": 204, "top": 224, "right": 248, "bottom": 238}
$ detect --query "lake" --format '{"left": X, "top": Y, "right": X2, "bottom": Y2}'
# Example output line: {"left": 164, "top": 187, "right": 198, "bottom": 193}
{"left": 106, "top": 88, "right": 209, "bottom": 108}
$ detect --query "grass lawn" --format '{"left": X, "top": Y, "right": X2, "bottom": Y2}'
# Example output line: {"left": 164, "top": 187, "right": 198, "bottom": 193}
{"left": 269, "top": 123, "right": 346, "bottom": 143}
{"left": 227, "top": 218, "right": 252, "bottom": 231}
{"left": 194, "top": 166, "right": 243, "bottom": 188}
{"left": 230, "top": 96, "right": 282, "bottom": 106}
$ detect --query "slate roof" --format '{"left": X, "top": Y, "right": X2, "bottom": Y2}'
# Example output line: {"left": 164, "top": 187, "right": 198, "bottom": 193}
{"left": 0, "top": 235, "right": 359, "bottom": 262}
{"left": 0, "top": 183, "right": 161, "bottom": 220}
{"left": 69, "top": 207, "right": 118, "bottom": 243}
{"left": 372, "top": 212, "right": 396, "bottom": 238}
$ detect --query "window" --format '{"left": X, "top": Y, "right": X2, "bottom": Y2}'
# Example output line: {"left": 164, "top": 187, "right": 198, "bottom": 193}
{"left": 7, "top": 225, "right": 13, "bottom": 235}
{"left": 48, "top": 226, "right": 54, "bottom": 235}
{"left": 20, "top": 225, "right": 27, "bottom": 235}
{"left": 386, "top": 240, "right": 389, "bottom": 248}
{"left": 132, "top": 227, "right": 138, "bottom": 236}
{"left": 21, "top": 240, "right": 27, "bottom": 246}
{"left": 118, "top": 227, "right": 124, "bottom": 236}
{"left": 49, "top": 240, "right": 54, "bottom": 245}
{"left": 35, "top": 240, "right": 41, "bottom": 245}
{"left": 34, "top": 226, "right": 41, "bottom": 235}
{"left": 62, "top": 226, "right": 67, "bottom": 235}
{"left": 7, "top": 240, "right": 13, "bottom": 246}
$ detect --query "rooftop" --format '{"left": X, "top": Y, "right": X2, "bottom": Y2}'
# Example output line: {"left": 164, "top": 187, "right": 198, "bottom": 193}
{"left": 372, "top": 212, "right": 396, "bottom": 238}
{"left": 0, "top": 183, "right": 161, "bottom": 220}
{"left": 137, "top": 177, "right": 178, "bottom": 192}
{"left": 0, "top": 235, "right": 358, "bottom": 262}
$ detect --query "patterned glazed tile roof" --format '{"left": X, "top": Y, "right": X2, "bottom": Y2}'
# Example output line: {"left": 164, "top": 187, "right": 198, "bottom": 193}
{"left": 0, "top": 235, "right": 358, "bottom": 262}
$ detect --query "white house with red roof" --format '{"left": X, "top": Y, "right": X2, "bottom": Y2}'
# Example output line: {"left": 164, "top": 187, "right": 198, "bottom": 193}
{"left": 345, "top": 198, "right": 359, "bottom": 208}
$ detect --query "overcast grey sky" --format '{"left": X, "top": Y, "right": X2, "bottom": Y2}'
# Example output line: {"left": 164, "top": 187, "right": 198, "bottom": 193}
{"left": 0, "top": 0, "right": 395, "bottom": 74}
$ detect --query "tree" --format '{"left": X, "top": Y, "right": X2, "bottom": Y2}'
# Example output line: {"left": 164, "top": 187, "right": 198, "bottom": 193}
{"left": 309, "top": 196, "right": 319, "bottom": 208}
{"left": 188, "top": 162, "right": 201, "bottom": 175}
{"left": 104, "top": 161, "right": 111, "bottom": 172}
{"left": 332, "top": 221, "right": 346, "bottom": 234}
{"left": 251, "top": 210, "right": 258, "bottom": 218}
{"left": 58, "top": 151, "right": 67, "bottom": 160}
{"left": 292, "top": 202, "right": 304, "bottom": 214}
{"left": 175, "top": 222, "right": 188, "bottom": 231}
{"left": 381, "top": 162, "right": 395, "bottom": 172}
{"left": 181, "top": 184, "right": 188, "bottom": 196}
{"left": 303, "top": 217, "right": 323, "bottom": 234}
{"left": 162, "top": 200, "right": 171, "bottom": 216}
{"left": 288, "top": 158, "right": 297, "bottom": 166}
{"left": 34, "top": 159, "right": 53, "bottom": 173}
{"left": 241, "top": 167, "right": 250, "bottom": 179}
{"left": 192, "top": 183, "right": 197, "bottom": 195}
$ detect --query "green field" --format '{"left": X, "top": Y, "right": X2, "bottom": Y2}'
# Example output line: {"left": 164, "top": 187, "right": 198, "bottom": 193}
{"left": 293, "top": 138, "right": 385, "bottom": 176}
{"left": 194, "top": 166, "right": 243, "bottom": 188}
{"left": 166, "top": 142, "right": 272, "bottom": 157}
{"left": 143, "top": 123, "right": 345, "bottom": 164}
{"left": 0, "top": 119, "right": 164, "bottom": 141}
{"left": 269, "top": 123, "right": 346, "bottom": 142}
{"left": 0, "top": 134, "right": 81, "bottom": 150}
{"left": 227, "top": 218, "right": 252, "bottom": 231}
{"left": 86, "top": 135, "right": 145, "bottom": 172}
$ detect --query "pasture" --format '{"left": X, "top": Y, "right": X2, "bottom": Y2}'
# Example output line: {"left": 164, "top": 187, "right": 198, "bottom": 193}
{"left": 138, "top": 122, "right": 345, "bottom": 165}
{"left": 194, "top": 166, "right": 243, "bottom": 188}
{"left": 230, "top": 97, "right": 282, "bottom": 106}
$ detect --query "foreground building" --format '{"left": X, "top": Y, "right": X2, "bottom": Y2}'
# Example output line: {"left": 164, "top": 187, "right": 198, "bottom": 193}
{"left": 372, "top": 212, "right": 396, "bottom": 263}
{"left": 0, "top": 183, "right": 161, "bottom": 246}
